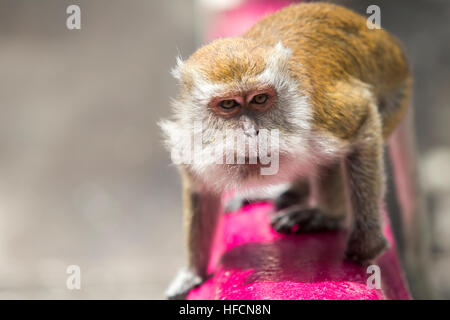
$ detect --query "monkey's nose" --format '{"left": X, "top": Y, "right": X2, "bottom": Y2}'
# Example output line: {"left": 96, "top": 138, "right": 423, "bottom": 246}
{"left": 240, "top": 115, "right": 258, "bottom": 137}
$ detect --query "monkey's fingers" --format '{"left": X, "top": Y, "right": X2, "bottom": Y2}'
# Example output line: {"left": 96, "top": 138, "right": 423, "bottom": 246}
{"left": 270, "top": 207, "right": 344, "bottom": 234}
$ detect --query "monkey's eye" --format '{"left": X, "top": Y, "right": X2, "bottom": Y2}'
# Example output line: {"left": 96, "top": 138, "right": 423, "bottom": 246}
{"left": 219, "top": 99, "right": 240, "bottom": 110}
{"left": 251, "top": 93, "right": 269, "bottom": 105}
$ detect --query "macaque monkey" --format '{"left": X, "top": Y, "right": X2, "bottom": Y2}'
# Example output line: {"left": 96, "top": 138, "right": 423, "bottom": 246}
{"left": 160, "top": 3, "right": 411, "bottom": 299}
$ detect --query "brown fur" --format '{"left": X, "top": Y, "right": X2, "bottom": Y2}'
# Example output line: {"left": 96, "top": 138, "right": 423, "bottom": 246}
{"left": 188, "top": 38, "right": 268, "bottom": 83}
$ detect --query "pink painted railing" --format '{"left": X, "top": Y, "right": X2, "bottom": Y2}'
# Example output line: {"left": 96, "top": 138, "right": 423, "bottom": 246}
{"left": 188, "top": 202, "right": 410, "bottom": 300}
{"left": 188, "top": 0, "right": 411, "bottom": 300}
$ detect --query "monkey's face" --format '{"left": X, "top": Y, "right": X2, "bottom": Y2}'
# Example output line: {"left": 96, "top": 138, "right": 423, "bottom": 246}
{"left": 160, "top": 39, "right": 314, "bottom": 192}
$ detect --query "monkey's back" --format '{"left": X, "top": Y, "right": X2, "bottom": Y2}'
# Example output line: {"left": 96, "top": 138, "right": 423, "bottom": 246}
{"left": 244, "top": 3, "right": 411, "bottom": 139}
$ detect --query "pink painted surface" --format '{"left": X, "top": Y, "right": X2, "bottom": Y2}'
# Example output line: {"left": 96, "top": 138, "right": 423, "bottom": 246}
{"left": 189, "top": 0, "right": 411, "bottom": 300}
{"left": 187, "top": 202, "right": 410, "bottom": 300}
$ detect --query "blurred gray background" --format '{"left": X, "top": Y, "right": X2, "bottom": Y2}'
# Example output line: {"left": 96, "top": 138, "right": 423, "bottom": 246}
{"left": 0, "top": 0, "right": 449, "bottom": 299}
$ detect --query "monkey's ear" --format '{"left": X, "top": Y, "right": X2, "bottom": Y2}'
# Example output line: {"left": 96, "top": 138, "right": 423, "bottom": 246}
{"left": 272, "top": 41, "right": 292, "bottom": 64}
{"left": 171, "top": 56, "right": 185, "bottom": 81}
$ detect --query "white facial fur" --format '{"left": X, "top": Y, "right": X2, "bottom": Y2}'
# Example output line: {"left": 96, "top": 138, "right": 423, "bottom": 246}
{"left": 161, "top": 42, "right": 324, "bottom": 193}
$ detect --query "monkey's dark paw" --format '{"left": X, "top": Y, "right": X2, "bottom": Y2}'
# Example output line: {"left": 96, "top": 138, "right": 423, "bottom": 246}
{"left": 345, "top": 232, "right": 389, "bottom": 264}
{"left": 166, "top": 268, "right": 204, "bottom": 300}
{"left": 270, "top": 207, "right": 343, "bottom": 234}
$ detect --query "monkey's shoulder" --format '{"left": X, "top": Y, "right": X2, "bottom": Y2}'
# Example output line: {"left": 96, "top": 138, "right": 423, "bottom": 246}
{"left": 245, "top": 2, "right": 408, "bottom": 83}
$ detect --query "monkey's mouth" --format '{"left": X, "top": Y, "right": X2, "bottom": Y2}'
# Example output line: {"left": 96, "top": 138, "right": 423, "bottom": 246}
{"left": 236, "top": 156, "right": 266, "bottom": 167}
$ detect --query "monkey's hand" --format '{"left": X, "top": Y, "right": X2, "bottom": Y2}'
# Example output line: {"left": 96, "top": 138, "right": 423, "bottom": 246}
{"left": 166, "top": 268, "right": 204, "bottom": 300}
{"left": 345, "top": 230, "right": 389, "bottom": 264}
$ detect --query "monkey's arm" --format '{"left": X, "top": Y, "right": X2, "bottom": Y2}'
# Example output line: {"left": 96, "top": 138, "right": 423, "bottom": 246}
{"left": 344, "top": 102, "right": 389, "bottom": 262}
{"left": 166, "top": 170, "right": 222, "bottom": 300}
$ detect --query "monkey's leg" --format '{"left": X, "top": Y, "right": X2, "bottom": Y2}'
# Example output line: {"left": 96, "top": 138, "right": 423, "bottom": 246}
{"left": 166, "top": 173, "right": 221, "bottom": 300}
{"left": 316, "top": 162, "right": 348, "bottom": 220}
{"left": 344, "top": 110, "right": 389, "bottom": 263}
{"left": 270, "top": 170, "right": 345, "bottom": 234}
